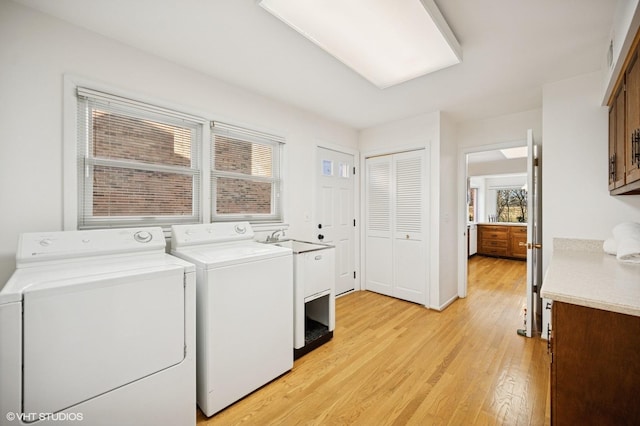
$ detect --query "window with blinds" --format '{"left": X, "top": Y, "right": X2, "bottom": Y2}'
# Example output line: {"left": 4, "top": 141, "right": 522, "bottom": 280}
{"left": 76, "top": 87, "right": 203, "bottom": 229}
{"left": 211, "top": 122, "right": 283, "bottom": 222}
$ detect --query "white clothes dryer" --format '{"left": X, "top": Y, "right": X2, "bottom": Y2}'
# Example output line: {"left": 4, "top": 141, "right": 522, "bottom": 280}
{"left": 171, "top": 222, "right": 293, "bottom": 417}
{"left": 0, "top": 227, "right": 196, "bottom": 426}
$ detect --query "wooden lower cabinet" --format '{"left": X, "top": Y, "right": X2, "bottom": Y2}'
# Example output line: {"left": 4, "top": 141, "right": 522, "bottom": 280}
{"left": 509, "top": 226, "right": 527, "bottom": 259}
{"left": 550, "top": 302, "right": 640, "bottom": 425}
{"left": 477, "top": 224, "right": 526, "bottom": 260}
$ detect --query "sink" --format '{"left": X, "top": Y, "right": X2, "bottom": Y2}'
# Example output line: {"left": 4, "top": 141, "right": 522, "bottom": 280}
{"left": 263, "top": 238, "right": 335, "bottom": 359}
{"left": 263, "top": 239, "right": 333, "bottom": 254}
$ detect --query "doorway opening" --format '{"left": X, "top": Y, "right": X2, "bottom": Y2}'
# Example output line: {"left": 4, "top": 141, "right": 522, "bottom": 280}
{"left": 460, "top": 141, "right": 533, "bottom": 334}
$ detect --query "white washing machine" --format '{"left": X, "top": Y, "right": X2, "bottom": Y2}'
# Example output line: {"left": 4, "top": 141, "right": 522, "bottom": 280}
{"left": 0, "top": 227, "right": 196, "bottom": 426}
{"left": 171, "top": 222, "right": 293, "bottom": 417}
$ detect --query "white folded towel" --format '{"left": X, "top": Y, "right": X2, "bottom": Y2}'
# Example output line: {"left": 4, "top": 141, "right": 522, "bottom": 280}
{"left": 603, "top": 238, "right": 617, "bottom": 255}
{"left": 612, "top": 222, "right": 640, "bottom": 263}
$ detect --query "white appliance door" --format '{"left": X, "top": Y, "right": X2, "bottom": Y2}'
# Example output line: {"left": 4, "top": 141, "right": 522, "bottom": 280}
{"left": 303, "top": 248, "right": 335, "bottom": 299}
{"left": 22, "top": 266, "right": 185, "bottom": 415}
{"left": 206, "top": 255, "right": 293, "bottom": 415}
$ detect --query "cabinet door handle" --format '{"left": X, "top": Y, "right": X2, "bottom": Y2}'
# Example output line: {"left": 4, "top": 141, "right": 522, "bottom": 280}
{"left": 633, "top": 130, "right": 636, "bottom": 165}
{"left": 315, "top": 255, "right": 322, "bottom": 260}
{"left": 636, "top": 129, "right": 640, "bottom": 164}
{"left": 610, "top": 154, "right": 616, "bottom": 181}
{"left": 633, "top": 129, "right": 640, "bottom": 166}
{"left": 519, "top": 242, "right": 526, "bottom": 246}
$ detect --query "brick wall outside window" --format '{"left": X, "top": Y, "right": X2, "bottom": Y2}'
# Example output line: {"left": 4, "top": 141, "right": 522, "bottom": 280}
{"left": 91, "top": 110, "right": 195, "bottom": 216}
{"left": 213, "top": 136, "right": 273, "bottom": 215}
{"left": 89, "top": 110, "right": 274, "bottom": 219}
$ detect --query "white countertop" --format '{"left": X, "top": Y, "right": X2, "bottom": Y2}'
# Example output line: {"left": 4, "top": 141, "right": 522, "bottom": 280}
{"left": 540, "top": 238, "right": 640, "bottom": 317}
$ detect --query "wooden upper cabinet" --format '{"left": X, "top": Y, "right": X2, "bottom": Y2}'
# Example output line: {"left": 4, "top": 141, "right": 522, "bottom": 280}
{"left": 626, "top": 51, "right": 640, "bottom": 185}
{"left": 609, "top": 85, "right": 626, "bottom": 189}
{"left": 615, "top": 86, "right": 626, "bottom": 187}
{"left": 609, "top": 29, "right": 640, "bottom": 195}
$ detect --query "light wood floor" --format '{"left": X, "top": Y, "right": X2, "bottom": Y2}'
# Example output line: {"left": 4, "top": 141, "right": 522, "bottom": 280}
{"left": 197, "top": 256, "right": 550, "bottom": 425}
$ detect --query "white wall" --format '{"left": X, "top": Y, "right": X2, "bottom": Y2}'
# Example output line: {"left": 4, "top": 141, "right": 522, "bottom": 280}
{"left": 468, "top": 157, "right": 527, "bottom": 176}
{"left": 359, "top": 111, "right": 458, "bottom": 310}
{"left": 0, "top": 1, "right": 358, "bottom": 286}
{"left": 542, "top": 70, "right": 640, "bottom": 272}
{"left": 474, "top": 175, "right": 527, "bottom": 222}
{"left": 457, "top": 109, "right": 542, "bottom": 150}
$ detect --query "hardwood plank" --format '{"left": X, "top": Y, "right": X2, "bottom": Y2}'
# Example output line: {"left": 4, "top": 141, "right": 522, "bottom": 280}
{"left": 196, "top": 255, "right": 549, "bottom": 425}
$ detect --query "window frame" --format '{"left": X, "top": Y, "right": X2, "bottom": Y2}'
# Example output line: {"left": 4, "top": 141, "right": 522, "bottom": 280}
{"left": 76, "top": 86, "right": 205, "bottom": 229}
{"left": 63, "top": 76, "right": 285, "bottom": 231}
{"left": 210, "top": 122, "right": 284, "bottom": 223}
{"left": 494, "top": 187, "right": 528, "bottom": 223}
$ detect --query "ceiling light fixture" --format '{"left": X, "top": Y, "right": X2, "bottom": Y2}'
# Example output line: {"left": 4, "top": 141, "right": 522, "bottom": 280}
{"left": 258, "top": 0, "right": 462, "bottom": 89}
{"left": 500, "top": 147, "right": 529, "bottom": 159}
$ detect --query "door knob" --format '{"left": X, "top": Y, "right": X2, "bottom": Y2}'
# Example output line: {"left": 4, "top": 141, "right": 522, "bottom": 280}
{"left": 318, "top": 234, "right": 324, "bottom": 240}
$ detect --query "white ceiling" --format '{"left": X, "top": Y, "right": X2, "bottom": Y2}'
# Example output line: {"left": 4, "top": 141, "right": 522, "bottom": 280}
{"left": 12, "top": 0, "right": 617, "bottom": 129}
{"left": 467, "top": 150, "right": 506, "bottom": 164}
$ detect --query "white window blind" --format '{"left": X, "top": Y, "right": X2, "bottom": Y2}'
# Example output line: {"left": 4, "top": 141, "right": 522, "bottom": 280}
{"left": 210, "top": 122, "right": 284, "bottom": 222}
{"left": 76, "top": 87, "right": 203, "bottom": 229}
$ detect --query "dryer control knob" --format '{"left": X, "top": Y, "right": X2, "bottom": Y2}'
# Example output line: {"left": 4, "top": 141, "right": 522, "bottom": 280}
{"left": 133, "top": 231, "right": 153, "bottom": 243}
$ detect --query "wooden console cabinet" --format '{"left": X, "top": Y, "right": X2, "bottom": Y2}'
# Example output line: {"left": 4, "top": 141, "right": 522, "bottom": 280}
{"left": 477, "top": 224, "right": 527, "bottom": 260}
{"left": 550, "top": 302, "right": 640, "bottom": 425}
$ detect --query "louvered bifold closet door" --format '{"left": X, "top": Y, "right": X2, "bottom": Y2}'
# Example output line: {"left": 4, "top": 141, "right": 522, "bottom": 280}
{"left": 393, "top": 151, "right": 426, "bottom": 304}
{"left": 365, "top": 156, "right": 393, "bottom": 296}
{"left": 365, "top": 150, "right": 427, "bottom": 305}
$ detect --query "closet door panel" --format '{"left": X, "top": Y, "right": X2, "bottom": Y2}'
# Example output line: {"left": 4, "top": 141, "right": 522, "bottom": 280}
{"left": 365, "top": 157, "right": 393, "bottom": 296}
{"left": 393, "top": 238, "right": 426, "bottom": 304}
{"left": 393, "top": 152, "right": 426, "bottom": 304}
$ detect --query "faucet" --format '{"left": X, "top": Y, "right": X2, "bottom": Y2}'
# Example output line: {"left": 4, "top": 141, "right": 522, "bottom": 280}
{"left": 266, "top": 229, "right": 285, "bottom": 242}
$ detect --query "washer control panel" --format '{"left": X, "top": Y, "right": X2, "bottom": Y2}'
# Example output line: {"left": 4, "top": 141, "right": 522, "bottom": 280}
{"left": 17, "top": 227, "right": 166, "bottom": 266}
{"left": 171, "top": 222, "right": 254, "bottom": 249}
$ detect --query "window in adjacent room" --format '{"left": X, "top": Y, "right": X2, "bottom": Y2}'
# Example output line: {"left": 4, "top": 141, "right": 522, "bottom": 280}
{"left": 76, "top": 87, "right": 203, "bottom": 229}
{"left": 467, "top": 187, "right": 478, "bottom": 222}
{"left": 210, "top": 122, "right": 284, "bottom": 222}
{"left": 496, "top": 188, "right": 527, "bottom": 223}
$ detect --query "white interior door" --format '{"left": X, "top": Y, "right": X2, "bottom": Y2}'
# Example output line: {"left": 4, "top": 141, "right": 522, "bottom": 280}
{"left": 523, "top": 129, "right": 542, "bottom": 337}
{"left": 316, "top": 147, "right": 356, "bottom": 295}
